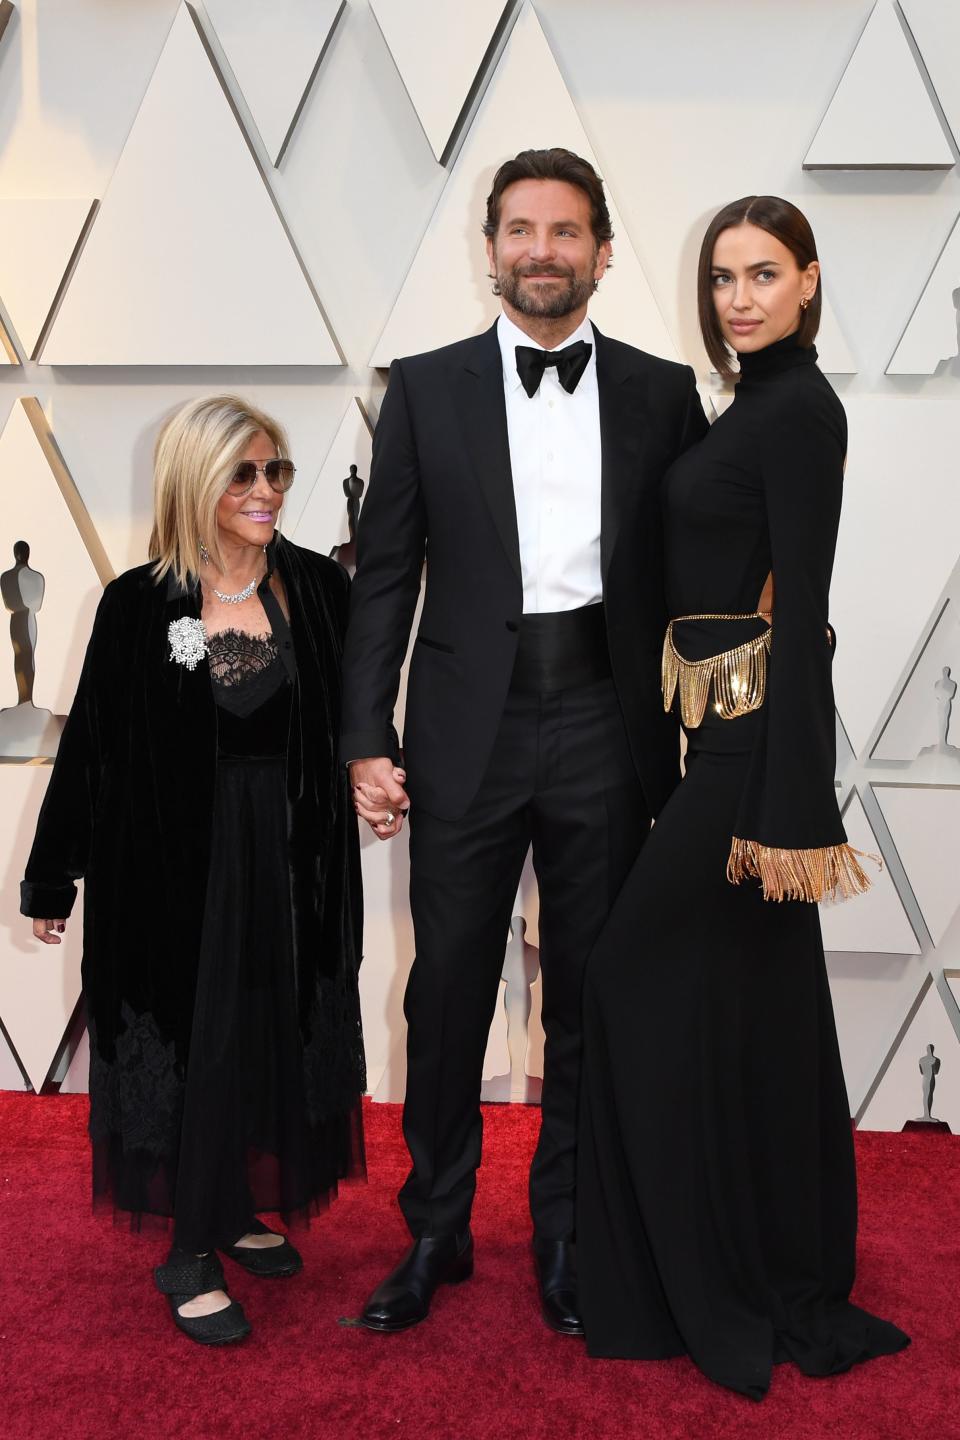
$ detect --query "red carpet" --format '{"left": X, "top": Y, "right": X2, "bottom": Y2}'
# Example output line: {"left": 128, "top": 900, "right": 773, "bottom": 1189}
{"left": 0, "top": 1095, "right": 955, "bottom": 1440}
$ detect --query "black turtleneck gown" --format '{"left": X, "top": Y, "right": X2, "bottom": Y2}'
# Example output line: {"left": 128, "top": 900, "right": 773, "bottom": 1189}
{"left": 577, "top": 333, "right": 909, "bottom": 1400}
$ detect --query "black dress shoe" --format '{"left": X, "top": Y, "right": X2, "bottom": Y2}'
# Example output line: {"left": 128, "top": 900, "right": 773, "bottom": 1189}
{"left": 533, "top": 1239, "right": 584, "bottom": 1337}
{"left": 221, "top": 1219, "right": 303, "bottom": 1278}
{"left": 361, "top": 1232, "right": 474, "bottom": 1332}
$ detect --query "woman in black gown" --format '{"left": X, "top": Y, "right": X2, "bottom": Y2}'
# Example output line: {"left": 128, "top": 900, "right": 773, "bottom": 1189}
{"left": 577, "top": 198, "right": 909, "bottom": 1398}
{"left": 21, "top": 395, "right": 366, "bottom": 1345}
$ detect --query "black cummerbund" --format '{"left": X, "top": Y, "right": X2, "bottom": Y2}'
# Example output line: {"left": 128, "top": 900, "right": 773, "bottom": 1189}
{"left": 510, "top": 602, "right": 611, "bottom": 694}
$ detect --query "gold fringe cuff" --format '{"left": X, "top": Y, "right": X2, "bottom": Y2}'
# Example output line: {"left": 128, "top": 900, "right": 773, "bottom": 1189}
{"left": 727, "top": 837, "right": 880, "bottom": 904}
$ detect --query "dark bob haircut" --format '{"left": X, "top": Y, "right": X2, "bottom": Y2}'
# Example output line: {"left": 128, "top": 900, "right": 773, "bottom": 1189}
{"left": 482, "top": 147, "right": 614, "bottom": 254}
{"left": 698, "top": 196, "right": 821, "bottom": 378}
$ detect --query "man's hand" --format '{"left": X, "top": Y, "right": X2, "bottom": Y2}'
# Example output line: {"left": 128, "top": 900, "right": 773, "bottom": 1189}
{"left": 32, "top": 918, "right": 66, "bottom": 944}
{"left": 349, "top": 757, "right": 410, "bottom": 841}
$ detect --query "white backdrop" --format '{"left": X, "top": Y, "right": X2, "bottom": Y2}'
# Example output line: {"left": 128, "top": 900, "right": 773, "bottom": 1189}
{"left": 1, "top": 0, "right": 958, "bottom": 1132}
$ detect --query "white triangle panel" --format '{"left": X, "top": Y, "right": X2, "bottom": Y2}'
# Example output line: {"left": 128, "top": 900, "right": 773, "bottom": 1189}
{"left": 819, "top": 791, "right": 920, "bottom": 954}
{"left": 0, "top": 1022, "right": 28, "bottom": 1090}
{"left": 290, "top": 398, "right": 373, "bottom": 556}
{"left": 826, "top": 950, "right": 928, "bottom": 1115}
{"left": 43, "top": 5, "right": 339, "bottom": 365}
{"left": 873, "top": 600, "right": 960, "bottom": 764}
{"left": 804, "top": 1, "right": 954, "bottom": 170}
{"left": 874, "top": 783, "right": 960, "bottom": 945}
{"left": 816, "top": 292, "right": 857, "bottom": 374}
{"left": 60, "top": 1022, "right": 90, "bottom": 1094}
{"left": 887, "top": 211, "right": 960, "bottom": 373}
{"left": 0, "top": 401, "right": 103, "bottom": 726}
{"left": 203, "top": 0, "right": 344, "bottom": 166}
{"left": 372, "top": 5, "right": 677, "bottom": 366}
{"left": 859, "top": 976, "right": 960, "bottom": 1131}
{"left": 371, "top": 0, "right": 509, "bottom": 162}
{"left": 0, "top": 765, "right": 83, "bottom": 1093}
{"left": 947, "top": 970, "right": 960, "bottom": 1013}
{"left": 900, "top": 0, "right": 960, "bottom": 149}
{"left": 0, "top": 199, "right": 96, "bottom": 358}
{"left": 830, "top": 397, "right": 960, "bottom": 757}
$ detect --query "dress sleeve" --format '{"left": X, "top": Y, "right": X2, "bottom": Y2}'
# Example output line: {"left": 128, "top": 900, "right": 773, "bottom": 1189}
{"left": 20, "top": 580, "right": 120, "bottom": 919}
{"left": 727, "top": 385, "right": 871, "bottom": 902}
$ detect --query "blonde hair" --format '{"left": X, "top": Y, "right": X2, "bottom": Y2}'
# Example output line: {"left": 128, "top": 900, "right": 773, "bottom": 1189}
{"left": 149, "top": 394, "right": 289, "bottom": 587}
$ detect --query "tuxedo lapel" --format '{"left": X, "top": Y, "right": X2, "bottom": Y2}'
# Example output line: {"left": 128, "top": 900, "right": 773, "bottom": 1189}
{"left": 452, "top": 323, "right": 522, "bottom": 581}
{"left": 596, "top": 327, "right": 648, "bottom": 588}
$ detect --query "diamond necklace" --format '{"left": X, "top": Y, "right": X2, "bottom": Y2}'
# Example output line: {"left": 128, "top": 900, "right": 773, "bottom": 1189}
{"left": 207, "top": 545, "right": 266, "bottom": 605}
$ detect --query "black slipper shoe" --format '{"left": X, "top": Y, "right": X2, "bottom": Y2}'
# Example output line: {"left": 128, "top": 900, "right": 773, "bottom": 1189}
{"left": 154, "top": 1249, "right": 251, "bottom": 1345}
{"left": 221, "top": 1219, "right": 303, "bottom": 1278}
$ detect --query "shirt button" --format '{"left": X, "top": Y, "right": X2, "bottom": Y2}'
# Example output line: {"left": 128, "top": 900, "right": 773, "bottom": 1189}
{"left": 548, "top": 399, "right": 554, "bottom": 409}
{"left": 546, "top": 451, "right": 554, "bottom": 461}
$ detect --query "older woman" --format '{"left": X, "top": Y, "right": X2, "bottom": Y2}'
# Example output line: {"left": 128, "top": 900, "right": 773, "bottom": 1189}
{"left": 21, "top": 395, "right": 365, "bottom": 1345}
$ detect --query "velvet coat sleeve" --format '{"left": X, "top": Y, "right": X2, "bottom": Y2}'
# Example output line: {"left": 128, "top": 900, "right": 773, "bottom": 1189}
{"left": 21, "top": 579, "right": 120, "bottom": 920}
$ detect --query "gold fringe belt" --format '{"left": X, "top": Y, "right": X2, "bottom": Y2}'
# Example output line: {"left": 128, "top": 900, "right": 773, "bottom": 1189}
{"left": 727, "top": 837, "right": 879, "bottom": 904}
{"left": 661, "top": 613, "right": 772, "bottom": 728}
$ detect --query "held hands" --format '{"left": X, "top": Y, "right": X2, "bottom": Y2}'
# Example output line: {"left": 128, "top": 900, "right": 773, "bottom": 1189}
{"left": 32, "top": 918, "right": 66, "bottom": 945}
{"left": 350, "top": 757, "right": 410, "bottom": 841}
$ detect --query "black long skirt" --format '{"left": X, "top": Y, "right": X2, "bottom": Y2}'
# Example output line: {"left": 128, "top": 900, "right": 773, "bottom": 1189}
{"left": 577, "top": 708, "right": 909, "bottom": 1400}
{"left": 171, "top": 751, "right": 363, "bottom": 1252}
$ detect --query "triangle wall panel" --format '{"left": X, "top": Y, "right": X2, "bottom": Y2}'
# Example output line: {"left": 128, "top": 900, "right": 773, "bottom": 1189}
{"left": 829, "top": 397, "right": 960, "bottom": 757}
{"left": 873, "top": 599, "right": 960, "bottom": 764}
{"left": 900, "top": 0, "right": 960, "bottom": 148}
{"left": 887, "top": 211, "right": 960, "bottom": 373}
{"left": 0, "top": 401, "right": 104, "bottom": 736}
{"left": 372, "top": 5, "right": 677, "bottom": 366}
{"left": 818, "top": 791, "right": 919, "bottom": 954}
{"left": 0, "top": 1021, "right": 28, "bottom": 1090}
{"left": 804, "top": 1, "right": 954, "bottom": 170}
{"left": 203, "top": 0, "right": 344, "bottom": 166}
{"left": 0, "top": 199, "right": 96, "bottom": 358}
{"left": 42, "top": 4, "right": 340, "bottom": 365}
{"left": 858, "top": 976, "right": 960, "bottom": 1131}
{"left": 0, "top": 765, "right": 83, "bottom": 1093}
{"left": 873, "top": 783, "right": 960, "bottom": 946}
{"left": 291, "top": 397, "right": 373, "bottom": 558}
{"left": 371, "top": 0, "right": 511, "bottom": 162}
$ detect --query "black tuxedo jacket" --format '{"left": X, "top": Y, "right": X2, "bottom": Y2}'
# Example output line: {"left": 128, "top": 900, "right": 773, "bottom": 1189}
{"left": 341, "top": 321, "right": 708, "bottom": 821}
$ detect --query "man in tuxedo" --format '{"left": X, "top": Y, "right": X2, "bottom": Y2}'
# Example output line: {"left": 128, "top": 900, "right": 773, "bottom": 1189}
{"left": 342, "top": 147, "right": 707, "bottom": 1335}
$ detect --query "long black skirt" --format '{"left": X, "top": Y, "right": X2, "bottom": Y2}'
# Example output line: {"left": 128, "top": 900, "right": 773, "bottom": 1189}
{"left": 577, "top": 708, "right": 909, "bottom": 1400}
{"left": 90, "top": 753, "right": 364, "bottom": 1248}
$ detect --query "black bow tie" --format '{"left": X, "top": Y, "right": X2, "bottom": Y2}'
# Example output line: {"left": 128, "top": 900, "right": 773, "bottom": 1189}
{"left": 515, "top": 339, "right": 592, "bottom": 398}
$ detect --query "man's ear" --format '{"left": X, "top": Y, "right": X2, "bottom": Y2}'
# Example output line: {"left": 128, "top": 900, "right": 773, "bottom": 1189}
{"left": 485, "top": 235, "right": 497, "bottom": 280}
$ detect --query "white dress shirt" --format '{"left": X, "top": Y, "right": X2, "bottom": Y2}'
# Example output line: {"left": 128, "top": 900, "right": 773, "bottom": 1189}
{"left": 497, "top": 311, "right": 603, "bottom": 615}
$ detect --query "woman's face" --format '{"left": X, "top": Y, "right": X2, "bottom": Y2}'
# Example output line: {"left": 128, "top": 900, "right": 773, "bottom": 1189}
{"left": 215, "top": 429, "right": 284, "bottom": 552}
{"left": 710, "top": 223, "right": 819, "bottom": 357}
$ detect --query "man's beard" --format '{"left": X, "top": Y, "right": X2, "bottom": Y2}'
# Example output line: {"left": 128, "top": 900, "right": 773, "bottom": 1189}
{"left": 495, "top": 262, "right": 595, "bottom": 319}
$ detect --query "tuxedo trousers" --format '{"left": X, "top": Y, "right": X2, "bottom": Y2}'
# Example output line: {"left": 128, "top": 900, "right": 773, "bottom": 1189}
{"left": 400, "top": 673, "right": 650, "bottom": 1240}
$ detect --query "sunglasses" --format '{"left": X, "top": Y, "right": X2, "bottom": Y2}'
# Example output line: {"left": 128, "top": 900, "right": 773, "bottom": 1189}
{"left": 227, "top": 459, "right": 296, "bottom": 497}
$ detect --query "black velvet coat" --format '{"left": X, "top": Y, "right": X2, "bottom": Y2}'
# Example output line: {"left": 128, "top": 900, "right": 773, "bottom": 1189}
{"left": 21, "top": 536, "right": 364, "bottom": 1111}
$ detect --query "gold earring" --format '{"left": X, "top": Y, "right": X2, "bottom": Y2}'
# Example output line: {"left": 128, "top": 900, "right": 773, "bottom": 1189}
{"left": 799, "top": 296, "right": 809, "bottom": 311}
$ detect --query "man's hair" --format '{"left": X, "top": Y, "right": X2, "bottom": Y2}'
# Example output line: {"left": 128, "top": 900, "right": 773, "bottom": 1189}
{"left": 483, "top": 147, "right": 614, "bottom": 253}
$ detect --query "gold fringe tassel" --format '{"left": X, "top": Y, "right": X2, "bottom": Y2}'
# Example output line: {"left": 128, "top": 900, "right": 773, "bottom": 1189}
{"left": 662, "top": 619, "right": 772, "bottom": 728}
{"left": 727, "top": 837, "right": 880, "bottom": 904}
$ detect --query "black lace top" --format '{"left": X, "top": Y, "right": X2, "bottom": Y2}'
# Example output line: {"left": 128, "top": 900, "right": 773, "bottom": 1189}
{"left": 209, "top": 629, "right": 292, "bottom": 758}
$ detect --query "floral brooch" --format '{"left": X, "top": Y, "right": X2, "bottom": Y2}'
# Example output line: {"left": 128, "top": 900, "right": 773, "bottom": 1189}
{"left": 168, "top": 617, "right": 209, "bottom": 671}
